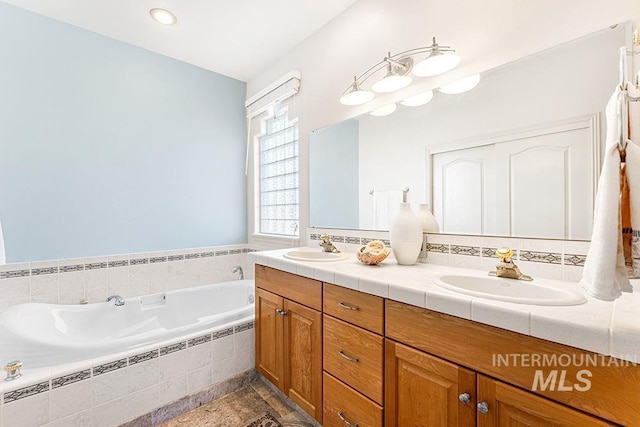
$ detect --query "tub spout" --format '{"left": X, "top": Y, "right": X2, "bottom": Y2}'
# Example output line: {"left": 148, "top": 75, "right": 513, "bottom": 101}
{"left": 231, "top": 266, "right": 244, "bottom": 280}
{"left": 106, "top": 295, "right": 125, "bottom": 306}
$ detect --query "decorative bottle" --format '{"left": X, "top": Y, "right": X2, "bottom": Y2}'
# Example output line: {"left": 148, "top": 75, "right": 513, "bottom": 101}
{"left": 389, "top": 202, "right": 423, "bottom": 265}
{"left": 416, "top": 203, "right": 440, "bottom": 233}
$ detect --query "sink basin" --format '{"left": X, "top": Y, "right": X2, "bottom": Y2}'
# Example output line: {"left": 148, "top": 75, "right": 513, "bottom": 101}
{"left": 434, "top": 274, "right": 586, "bottom": 306}
{"left": 283, "top": 250, "right": 347, "bottom": 262}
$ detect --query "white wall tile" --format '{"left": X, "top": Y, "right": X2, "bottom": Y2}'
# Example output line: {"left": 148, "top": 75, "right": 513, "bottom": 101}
{"left": 50, "top": 379, "right": 92, "bottom": 421}
{"left": 92, "top": 367, "right": 129, "bottom": 406}
{"left": 187, "top": 366, "right": 213, "bottom": 394}
{"left": 211, "top": 356, "right": 235, "bottom": 384}
{"left": 158, "top": 350, "right": 191, "bottom": 381}
{"left": 47, "top": 410, "right": 92, "bottom": 427}
{"left": 235, "top": 350, "right": 255, "bottom": 374}
{"left": 157, "top": 375, "right": 188, "bottom": 407}
{"left": 2, "top": 392, "right": 49, "bottom": 427}
{"left": 211, "top": 335, "right": 234, "bottom": 364}
{"left": 127, "top": 358, "right": 161, "bottom": 394}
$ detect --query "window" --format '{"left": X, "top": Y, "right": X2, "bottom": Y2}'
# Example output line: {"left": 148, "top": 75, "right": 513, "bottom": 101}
{"left": 257, "top": 107, "right": 299, "bottom": 236}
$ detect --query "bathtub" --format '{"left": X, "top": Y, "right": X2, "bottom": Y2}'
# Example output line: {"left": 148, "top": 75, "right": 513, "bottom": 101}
{"left": 0, "top": 279, "right": 255, "bottom": 369}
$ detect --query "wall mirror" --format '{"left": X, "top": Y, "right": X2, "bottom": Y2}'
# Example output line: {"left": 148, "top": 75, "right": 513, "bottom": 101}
{"left": 310, "top": 23, "right": 629, "bottom": 240}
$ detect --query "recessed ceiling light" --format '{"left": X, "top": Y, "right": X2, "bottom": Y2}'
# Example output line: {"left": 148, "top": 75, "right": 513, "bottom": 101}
{"left": 150, "top": 8, "right": 177, "bottom": 25}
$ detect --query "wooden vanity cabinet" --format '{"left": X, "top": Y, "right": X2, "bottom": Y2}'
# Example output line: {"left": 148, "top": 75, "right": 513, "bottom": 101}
{"left": 385, "top": 300, "right": 630, "bottom": 426}
{"left": 255, "top": 266, "right": 323, "bottom": 422}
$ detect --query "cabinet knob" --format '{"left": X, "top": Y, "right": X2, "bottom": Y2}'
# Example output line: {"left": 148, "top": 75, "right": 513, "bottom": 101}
{"left": 477, "top": 401, "right": 489, "bottom": 414}
{"left": 338, "top": 411, "right": 358, "bottom": 427}
{"left": 338, "top": 350, "right": 359, "bottom": 363}
{"left": 338, "top": 302, "right": 359, "bottom": 311}
{"left": 275, "top": 309, "right": 287, "bottom": 316}
{"left": 458, "top": 393, "right": 471, "bottom": 405}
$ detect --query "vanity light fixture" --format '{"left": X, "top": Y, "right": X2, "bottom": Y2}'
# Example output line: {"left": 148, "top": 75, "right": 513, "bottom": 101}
{"left": 412, "top": 37, "right": 460, "bottom": 77}
{"left": 339, "top": 77, "right": 375, "bottom": 105}
{"left": 339, "top": 37, "right": 460, "bottom": 106}
{"left": 369, "top": 103, "right": 397, "bottom": 117}
{"left": 150, "top": 8, "right": 177, "bottom": 25}
{"left": 439, "top": 73, "right": 481, "bottom": 94}
{"left": 400, "top": 90, "right": 434, "bottom": 107}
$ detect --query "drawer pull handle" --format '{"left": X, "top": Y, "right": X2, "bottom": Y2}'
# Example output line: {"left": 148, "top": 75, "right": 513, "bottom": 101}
{"left": 339, "top": 350, "right": 359, "bottom": 363}
{"left": 338, "top": 411, "right": 358, "bottom": 427}
{"left": 338, "top": 302, "right": 359, "bottom": 311}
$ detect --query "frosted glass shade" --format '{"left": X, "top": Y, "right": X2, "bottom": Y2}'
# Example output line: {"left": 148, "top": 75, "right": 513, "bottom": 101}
{"left": 339, "top": 89, "right": 375, "bottom": 106}
{"left": 369, "top": 103, "right": 397, "bottom": 117}
{"left": 400, "top": 90, "right": 434, "bottom": 107}
{"left": 372, "top": 75, "right": 412, "bottom": 93}
{"left": 412, "top": 53, "right": 460, "bottom": 77}
{"left": 439, "top": 74, "right": 481, "bottom": 94}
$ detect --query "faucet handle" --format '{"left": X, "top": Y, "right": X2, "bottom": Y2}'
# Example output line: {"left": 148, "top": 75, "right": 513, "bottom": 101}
{"left": 495, "top": 247, "right": 514, "bottom": 262}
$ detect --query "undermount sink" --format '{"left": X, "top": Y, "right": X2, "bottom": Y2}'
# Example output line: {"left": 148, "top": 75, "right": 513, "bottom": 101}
{"left": 434, "top": 274, "right": 586, "bottom": 306}
{"left": 283, "top": 250, "right": 347, "bottom": 262}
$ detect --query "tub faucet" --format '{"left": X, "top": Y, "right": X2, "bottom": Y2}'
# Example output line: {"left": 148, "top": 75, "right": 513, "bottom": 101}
{"left": 106, "top": 295, "right": 125, "bottom": 306}
{"left": 232, "top": 266, "right": 244, "bottom": 280}
{"left": 319, "top": 234, "right": 340, "bottom": 253}
{"left": 488, "top": 247, "right": 533, "bottom": 281}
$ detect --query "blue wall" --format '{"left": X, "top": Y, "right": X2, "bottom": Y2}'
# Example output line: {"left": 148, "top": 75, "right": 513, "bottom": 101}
{"left": 0, "top": 3, "right": 247, "bottom": 262}
{"left": 310, "top": 119, "right": 359, "bottom": 228}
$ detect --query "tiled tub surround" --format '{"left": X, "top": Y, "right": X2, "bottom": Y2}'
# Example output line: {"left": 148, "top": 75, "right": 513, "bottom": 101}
{"left": 0, "top": 244, "right": 259, "bottom": 309}
{"left": 252, "top": 248, "right": 640, "bottom": 364}
{"left": 308, "top": 228, "right": 591, "bottom": 283}
{"left": 0, "top": 319, "right": 256, "bottom": 427}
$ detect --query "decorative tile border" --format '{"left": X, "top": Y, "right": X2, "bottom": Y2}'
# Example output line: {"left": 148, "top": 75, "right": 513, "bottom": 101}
{"left": 1, "top": 319, "right": 255, "bottom": 404}
{"left": 426, "top": 243, "right": 449, "bottom": 253}
{"left": 519, "top": 251, "right": 562, "bottom": 265}
{"left": 52, "top": 369, "right": 91, "bottom": 389}
{"left": 345, "top": 236, "right": 360, "bottom": 244}
{"left": 451, "top": 245, "right": 481, "bottom": 257}
{"left": 3, "top": 381, "right": 50, "bottom": 403}
{"left": 482, "top": 247, "right": 498, "bottom": 258}
{"left": 212, "top": 327, "right": 234, "bottom": 340}
{"left": 129, "top": 350, "right": 159, "bottom": 365}
{"left": 235, "top": 321, "right": 254, "bottom": 333}
{"left": 564, "top": 254, "right": 587, "bottom": 267}
{"left": 160, "top": 341, "right": 187, "bottom": 356}
{"left": 93, "top": 358, "right": 128, "bottom": 376}
{"left": 0, "top": 246, "right": 257, "bottom": 279}
{"left": 188, "top": 334, "right": 211, "bottom": 347}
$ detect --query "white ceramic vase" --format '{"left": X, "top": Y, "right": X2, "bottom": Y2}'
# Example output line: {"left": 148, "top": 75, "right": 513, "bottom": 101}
{"left": 389, "top": 202, "right": 423, "bottom": 265}
{"left": 416, "top": 203, "right": 440, "bottom": 233}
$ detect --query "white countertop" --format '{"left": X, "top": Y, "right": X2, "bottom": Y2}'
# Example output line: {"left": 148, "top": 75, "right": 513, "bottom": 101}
{"left": 251, "top": 248, "right": 640, "bottom": 363}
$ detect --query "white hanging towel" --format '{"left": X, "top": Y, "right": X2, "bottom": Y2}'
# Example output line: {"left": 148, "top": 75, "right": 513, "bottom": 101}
{"left": 0, "top": 220, "right": 5, "bottom": 265}
{"left": 372, "top": 190, "right": 402, "bottom": 230}
{"left": 628, "top": 83, "right": 640, "bottom": 277}
{"left": 580, "top": 86, "right": 635, "bottom": 300}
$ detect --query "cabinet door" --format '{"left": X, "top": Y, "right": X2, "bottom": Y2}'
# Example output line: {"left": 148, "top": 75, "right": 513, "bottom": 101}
{"left": 284, "top": 299, "right": 323, "bottom": 422}
{"left": 386, "top": 339, "right": 476, "bottom": 427}
{"left": 477, "top": 375, "right": 614, "bottom": 427}
{"left": 255, "top": 288, "right": 284, "bottom": 390}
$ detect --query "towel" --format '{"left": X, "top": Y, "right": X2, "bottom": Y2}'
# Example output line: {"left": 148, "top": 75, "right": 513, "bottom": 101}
{"left": 580, "top": 87, "right": 634, "bottom": 300}
{"left": 372, "top": 190, "right": 402, "bottom": 230}
{"left": 0, "top": 220, "right": 5, "bottom": 265}
{"left": 627, "top": 143, "right": 640, "bottom": 277}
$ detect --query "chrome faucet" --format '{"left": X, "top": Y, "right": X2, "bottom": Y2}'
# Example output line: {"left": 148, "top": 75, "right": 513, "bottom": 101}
{"left": 106, "top": 295, "right": 126, "bottom": 306}
{"left": 231, "top": 265, "right": 244, "bottom": 280}
{"left": 319, "top": 234, "right": 340, "bottom": 253}
{"left": 488, "top": 247, "right": 533, "bottom": 281}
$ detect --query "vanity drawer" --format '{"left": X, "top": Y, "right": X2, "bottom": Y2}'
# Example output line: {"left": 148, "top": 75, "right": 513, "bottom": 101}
{"left": 323, "top": 372, "right": 383, "bottom": 427}
{"left": 323, "top": 315, "right": 384, "bottom": 404}
{"left": 323, "top": 283, "right": 384, "bottom": 334}
{"left": 255, "top": 264, "right": 322, "bottom": 310}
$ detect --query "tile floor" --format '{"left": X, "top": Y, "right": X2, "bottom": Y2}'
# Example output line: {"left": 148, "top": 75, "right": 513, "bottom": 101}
{"left": 159, "top": 380, "right": 315, "bottom": 427}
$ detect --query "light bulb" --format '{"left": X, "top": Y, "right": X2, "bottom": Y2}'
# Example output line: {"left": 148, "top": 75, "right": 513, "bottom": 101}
{"left": 369, "top": 103, "right": 397, "bottom": 117}
{"left": 400, "top": 90, "right": 434, "bottom": 107}
{"left": 371, "top": 75, "right": 412, "bottom": 93}
{"left": 412, "top": 53, "right": 460, "bottom": 77}
{"left": 439, "top": 74, "right": 481, "bottom": 94}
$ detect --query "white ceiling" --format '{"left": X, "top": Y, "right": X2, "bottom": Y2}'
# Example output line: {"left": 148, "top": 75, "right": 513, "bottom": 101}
{"left": 1, "top": 0, "right": 358, "bottom": 82}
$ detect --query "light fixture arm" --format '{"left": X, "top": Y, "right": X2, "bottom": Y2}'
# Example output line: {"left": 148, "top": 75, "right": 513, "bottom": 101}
{"left": 341, "top": 37, "right": 457, "bottom": 95}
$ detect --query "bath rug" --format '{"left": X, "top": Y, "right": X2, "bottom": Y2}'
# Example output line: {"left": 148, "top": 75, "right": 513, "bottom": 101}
{"left": 245, "top": 412, "right": 282, "bottom": 427}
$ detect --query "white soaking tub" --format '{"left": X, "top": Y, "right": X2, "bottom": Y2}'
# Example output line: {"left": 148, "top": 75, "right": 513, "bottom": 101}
{"left": 0, "top": 279, "right": 255, "bottom": 369}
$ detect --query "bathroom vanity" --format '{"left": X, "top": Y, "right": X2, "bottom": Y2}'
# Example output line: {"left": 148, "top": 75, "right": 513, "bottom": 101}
{"left": 253, "top": 251, "right": 640, "bottom": 426}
